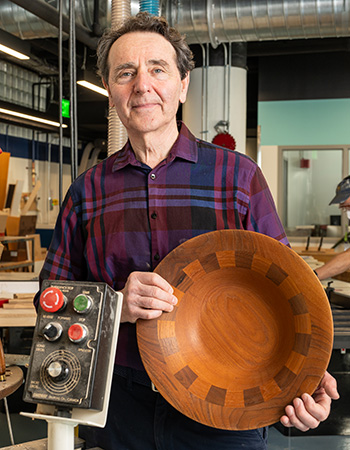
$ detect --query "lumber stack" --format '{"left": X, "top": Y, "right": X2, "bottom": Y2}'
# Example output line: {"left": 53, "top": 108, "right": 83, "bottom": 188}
{"left": 0, "top": 292, "right": 37, "bottom": 327}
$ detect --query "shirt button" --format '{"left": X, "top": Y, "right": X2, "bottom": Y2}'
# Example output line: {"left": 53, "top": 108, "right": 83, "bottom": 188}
{"left": 154, "top": 253, "right": 160, "bottom": 261}
{"left": 151, "top": 212, "right": 157, "bottom": 219}
{"left": 150, "top": 173, "right": 156, "bottom": 180}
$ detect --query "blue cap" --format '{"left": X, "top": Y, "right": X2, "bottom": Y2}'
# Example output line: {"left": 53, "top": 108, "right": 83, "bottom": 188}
{"left": 329, "top": 176, "right": 350, "bottom": 205}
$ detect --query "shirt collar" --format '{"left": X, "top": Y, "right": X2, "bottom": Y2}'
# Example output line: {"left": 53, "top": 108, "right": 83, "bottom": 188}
{"left": 112, "top": 121, "right": 198, "bottom": 172}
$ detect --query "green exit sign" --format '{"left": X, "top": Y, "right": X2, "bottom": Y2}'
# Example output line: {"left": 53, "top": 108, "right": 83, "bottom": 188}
{"left": 62, "top": 99, "right": 70, "bottom": 118}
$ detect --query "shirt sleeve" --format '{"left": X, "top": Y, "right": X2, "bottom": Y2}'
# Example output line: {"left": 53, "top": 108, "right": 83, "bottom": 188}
{"left": 244, "top": 164, "right": 289, "bottom": 246}
{"left": 34, "top": 187, "right": 87, "bottom": 309}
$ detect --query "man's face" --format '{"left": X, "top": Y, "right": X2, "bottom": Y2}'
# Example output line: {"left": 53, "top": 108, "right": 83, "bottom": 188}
{"left": 104, "top": 31, "right": 189, "bottom": 137}
{"left": 339, "top": 197, "right": 350, "bottom": 211}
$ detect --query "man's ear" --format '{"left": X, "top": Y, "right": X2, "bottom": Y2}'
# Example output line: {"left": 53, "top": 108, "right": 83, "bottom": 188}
{"left": 102, "top": 79, "right": 114, "bottom": 107}
{"left": 179, "top": 72, "right": 190, "bottom": 104}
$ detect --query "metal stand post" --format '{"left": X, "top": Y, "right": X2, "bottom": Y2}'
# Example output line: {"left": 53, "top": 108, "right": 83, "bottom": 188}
{"left": 47, "top": 419, "right": 76, "bottom": 450}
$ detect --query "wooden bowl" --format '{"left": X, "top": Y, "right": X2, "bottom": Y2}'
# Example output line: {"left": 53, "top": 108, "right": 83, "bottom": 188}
{"left": 137, "top": 230, "right": 333, "bottom": 430}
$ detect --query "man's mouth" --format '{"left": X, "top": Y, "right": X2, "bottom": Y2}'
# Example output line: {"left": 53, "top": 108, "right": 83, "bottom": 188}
{"left": 132, "top": 102, "right": 158, "bottom": 109}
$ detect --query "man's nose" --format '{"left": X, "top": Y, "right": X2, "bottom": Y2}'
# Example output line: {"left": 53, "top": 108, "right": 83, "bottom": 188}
{"left": 133, "top": 71, "right": 151, "bottom": 94}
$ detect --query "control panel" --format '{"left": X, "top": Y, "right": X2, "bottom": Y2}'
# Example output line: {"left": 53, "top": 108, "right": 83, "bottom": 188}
{"left": 23, "top": 280, "right": 122, "bottom": 411}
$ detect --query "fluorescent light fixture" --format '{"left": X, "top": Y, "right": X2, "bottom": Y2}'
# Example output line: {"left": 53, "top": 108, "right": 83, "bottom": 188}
{"left": 0, "top": 108, "right": 68, "bottom": 128}
{"left": 77, "top": 80, "right": 108, "bottom": 97}
{"left": 0, "top": 43, "right": 30, "bottom": 60}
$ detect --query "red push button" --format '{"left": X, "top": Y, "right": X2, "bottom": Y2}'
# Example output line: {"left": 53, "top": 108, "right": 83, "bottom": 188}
{"left": 40, "top": 287, "right": 66, "bottom": 313}
{"left": 68, "top": 323, "right": 87, "bottom": 343}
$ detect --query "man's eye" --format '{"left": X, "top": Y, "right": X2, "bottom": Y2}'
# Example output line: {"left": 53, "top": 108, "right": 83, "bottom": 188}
{"left": 154, "top": 68, "right": 164, "bottom": 74}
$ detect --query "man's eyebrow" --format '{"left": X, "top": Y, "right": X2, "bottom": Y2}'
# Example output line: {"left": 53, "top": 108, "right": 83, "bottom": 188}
{"left": 148, "top": 59, "right": 170, "bottom": 68}
{"left": 113, "top": 62, "right": 136, "bottom": 74}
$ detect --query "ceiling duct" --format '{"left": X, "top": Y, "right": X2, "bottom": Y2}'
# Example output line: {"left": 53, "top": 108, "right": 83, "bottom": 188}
{"left": 0, "top": 0, "right": 109, "bottom": 43}
{"left": 162, "top": 0, "right": 350, "bottom": 48}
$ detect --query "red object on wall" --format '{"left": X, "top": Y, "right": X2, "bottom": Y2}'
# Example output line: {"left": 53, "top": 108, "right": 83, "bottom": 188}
{"left": 300, "top": 158, "right": 310, "bottom": 168}
{"left": 212, "top": 133, "right": 236, "bottom": 150}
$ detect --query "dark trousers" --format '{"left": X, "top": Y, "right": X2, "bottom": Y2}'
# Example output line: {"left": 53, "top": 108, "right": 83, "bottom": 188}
{"left": 80, "top": 369, "right": 268, "bottom": 450}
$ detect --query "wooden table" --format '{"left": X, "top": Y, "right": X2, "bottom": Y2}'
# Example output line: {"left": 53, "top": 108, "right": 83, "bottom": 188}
{"left": 0, "top": 236, "right": 35, "bottom": 272}
{"left": 0, "top": 366, "right": 23, "bottom": 400}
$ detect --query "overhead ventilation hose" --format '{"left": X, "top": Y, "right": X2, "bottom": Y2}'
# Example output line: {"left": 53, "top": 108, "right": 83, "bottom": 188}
{"left": 107, "top": 0, "right": 131, "bottom": 157}
{"left": 139, "top": 0, "right": 159, "bottom": 16}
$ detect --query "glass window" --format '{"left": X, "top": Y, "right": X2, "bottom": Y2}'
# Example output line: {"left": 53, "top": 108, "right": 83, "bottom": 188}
{"left": 281, "top": 148, "right": 343, "bottom": 235}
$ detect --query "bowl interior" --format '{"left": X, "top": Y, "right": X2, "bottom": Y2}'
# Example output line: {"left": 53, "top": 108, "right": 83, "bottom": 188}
{"left": 173, "top": 267, "right": 296, "bottom": 391}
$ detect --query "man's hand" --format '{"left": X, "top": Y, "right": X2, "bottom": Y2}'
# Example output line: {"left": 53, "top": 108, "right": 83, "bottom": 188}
{"left": 280, "top": 371, "right": 339, "bottom": 431}
{"left": 120, "top": 271, "right": 178, "bottom": 323}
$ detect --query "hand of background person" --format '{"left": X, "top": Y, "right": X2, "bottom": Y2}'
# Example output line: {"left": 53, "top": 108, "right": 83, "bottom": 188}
{"left": 280, "top": 371, "right": 339, "bottom": 431}
{"left": 120, "top": 271, "right": 178, "bottom": 323}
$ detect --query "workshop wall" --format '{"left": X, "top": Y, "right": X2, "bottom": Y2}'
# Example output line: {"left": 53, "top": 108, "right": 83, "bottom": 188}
{"left": 258, "top": 51, "right": 350, "bottom": 211}
{"left": 258, "top": 52, "right": 350, "bottom": 146}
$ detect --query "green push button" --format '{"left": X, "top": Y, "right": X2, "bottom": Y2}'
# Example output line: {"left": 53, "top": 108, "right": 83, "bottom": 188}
{"left": 73, "top": 294, "right": 92, "bottom": 313}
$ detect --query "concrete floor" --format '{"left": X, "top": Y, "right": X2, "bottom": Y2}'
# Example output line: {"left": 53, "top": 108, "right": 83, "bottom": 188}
{"left": 269, "top": 426, "right": 350, "bottom": 450}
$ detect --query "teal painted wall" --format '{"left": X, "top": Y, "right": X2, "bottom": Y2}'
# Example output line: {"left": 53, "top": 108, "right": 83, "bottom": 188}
{"left": 258, "top": 98, "right": 350, "bottom": 146}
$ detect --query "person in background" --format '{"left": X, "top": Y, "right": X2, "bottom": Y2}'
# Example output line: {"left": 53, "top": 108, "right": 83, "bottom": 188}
{"left": 35, "top": 12, "right": 339, "bottom": 450}
{"left": 315, "top": 175, "right": 350, "bottom": 280}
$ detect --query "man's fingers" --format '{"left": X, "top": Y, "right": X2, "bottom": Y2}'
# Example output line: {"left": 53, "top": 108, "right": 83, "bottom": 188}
{"left": 121, "top": 271, "right": 178, "bottom": 323}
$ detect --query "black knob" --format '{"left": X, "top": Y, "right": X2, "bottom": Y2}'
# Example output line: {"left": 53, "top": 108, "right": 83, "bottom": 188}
{"left": 47, "top": 361, "right": 69, "bottom": 382}
{"left": 43, "top": 322, "right": 63, "bottom": 342}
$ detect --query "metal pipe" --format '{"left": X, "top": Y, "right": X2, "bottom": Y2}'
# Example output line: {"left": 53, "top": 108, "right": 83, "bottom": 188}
{"left": 163, "top": 0, "right": 350, "bottom": 48}
{"left": 58, "top": 0, "right": 63, "bottom": 207}
{"left": 200, "top": 44, "right": 206, "bottom": 137}
{"left": 93, "top": 0, "right": 102, "bottom": 36}
{"left": 205, "top": 43, "right": 209, "bottom": 140}
{"left": 47, "top": 134, "right": 52, "bottom": 223}
{"left": 5, "top": 0, "right": 99, "bottom": 48}
{"left": 227, "top": 42, "right": 231, "bottom": 131}
{"left": 47, "top": 420, "right": 75, "bottom": 450}
{"left": 4, "top": 397, "right": 15, "bottom": 445}
{"left": 223, "top": 43, "right": 228, "bottom": 127}
{"left": 69, "top": 0, "right": 78, "bottom": 181}
{"left": 3, "top": 0, "right": 350, "bottom": 52}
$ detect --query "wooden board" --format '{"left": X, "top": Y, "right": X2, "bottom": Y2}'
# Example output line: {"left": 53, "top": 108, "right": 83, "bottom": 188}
{"left": 10, "top": 179, "right": 24, "bottom": 217}
{"left": 0, "top": 307, "right": 37, "bottom": 327}
{"left": 21, "top": 180, "right": 41, "bottom": 215}
{"left": 0, "top": 308, "right": 36, "bottom": 315}
{"left": 0, "top": 272, "right": 39, "bottom": 281}
{"left": 14, "top": 293, "right": 35, "bottom": 299}
{"left": 25, "top": 234, "right": 43, "bottom": 261}
{"left": 0, "top": 259, "right": 34, "bottom": 271}
{"left": 0, "top": 151, "right": 10, "bottom": 210}
{"left": 3, "top": 302, "right": 35, "bottom": 309}
{"left": 6, "top": 215, "right": 37, "bottom": 236}
{"left": 0, "top": 211, "right": 8, "bottom": 235}
{"left": 293, "top": 247, "right": 336, "bottom": 264}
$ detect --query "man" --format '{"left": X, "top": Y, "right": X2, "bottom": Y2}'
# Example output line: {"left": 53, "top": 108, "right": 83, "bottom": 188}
{"left": 36, "top": 12, "right": 338, "bottom": 450}
{"left": 315, "top": 175, "right": 350, "bottom": 280}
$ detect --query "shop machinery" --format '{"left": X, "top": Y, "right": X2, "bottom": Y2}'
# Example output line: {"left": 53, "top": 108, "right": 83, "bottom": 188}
{"left": 21, "top": 279, "right": 123, "bottom": 450}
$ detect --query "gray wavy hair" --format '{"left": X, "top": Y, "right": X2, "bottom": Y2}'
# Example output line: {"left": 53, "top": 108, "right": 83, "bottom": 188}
{"left": 96, "top": 12, "right": 195, "bottom": 86}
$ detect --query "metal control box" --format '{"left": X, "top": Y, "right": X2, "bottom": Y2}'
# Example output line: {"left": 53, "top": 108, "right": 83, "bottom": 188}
{"left": 23, "top": 280, "right": 121, "bottom": 410}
